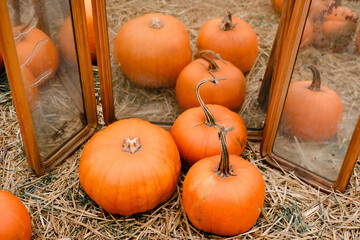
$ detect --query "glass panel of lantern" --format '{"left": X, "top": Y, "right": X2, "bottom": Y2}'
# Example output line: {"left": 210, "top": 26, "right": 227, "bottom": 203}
{"left": 261, "top": 0, "right": 360, "bottom": 192}
{"left": 0, "top": 0, "right": 97, "bottom": 176}
{"left": 91, "top": 0, "right": 285, "bottom": 139}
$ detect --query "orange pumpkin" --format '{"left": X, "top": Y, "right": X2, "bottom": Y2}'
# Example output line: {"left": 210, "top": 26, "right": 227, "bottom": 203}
{"left": 14, "top": 25, "right": 59, "bottom": 84}
{"left": 281, "top": 65, "right": 343, "bottom": 142}
{"left": 182, "top": 126, "right": 265, "bottom": 236}
{"left": 171, "top": 78, "right": 247, "bottom": 167}
{"left": 271, "top": 0, "right": 283, "bottom": 13}
{"left": 175, "top": 50, "right": 246, "bottom": 111}
{"left": 300, "top": 20, "right": 313, "bottom": 47}
{"left": 21, "top": 66, "right": 39, "bottom": 111}
{"left": 113, "top": 13, "right": 192, "bottom": 88}
{"left": 85, "top": 0, "right": 96, "bottom": 64}
{"left": 58, "top": 16, "right": 78, "bottom": 66}
{"left": 0, "top": 190, "right": 31, "bottom": 240}
{"left": 197, "top": 12, "right": 258, "bottom": 73}
{"left": 79, "top": 118, "right": 181, "bottom": 216}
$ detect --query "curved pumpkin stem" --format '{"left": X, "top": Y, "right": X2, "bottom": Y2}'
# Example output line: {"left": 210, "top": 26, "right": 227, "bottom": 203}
{"left": 199, "top": 50, "right": 226, "bottom": 73}
{"left": 196, "top": 77, "right": 227, "bottom": 127}
{"left": 219, "top": 11, "right": 236, "bottom": 31}
{"left": 303, "top": 65, "right": 321, "bottom": 91}
{"left": 216, "top": 124, "right": 235, "bottom": 177}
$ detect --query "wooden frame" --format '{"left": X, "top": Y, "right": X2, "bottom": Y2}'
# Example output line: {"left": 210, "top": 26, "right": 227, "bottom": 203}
{"left": 0, "top": 0, "right": 97, "bottom": 176}
{"left": 91, "top": 0, "right": 282, "bottom": 138}
{"left": 260, "top": 0, "right": 360, "bottom": 193}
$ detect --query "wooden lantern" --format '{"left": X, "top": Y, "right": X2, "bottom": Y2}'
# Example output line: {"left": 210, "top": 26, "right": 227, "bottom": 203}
{"left": 90, "top": 0, "right": 290, "bottom": 141}
{"left": 261, "top": 0, "right": 360, "bottom": 192}
{"left": 0, "top": 0, "right": 97, "bottom": 176}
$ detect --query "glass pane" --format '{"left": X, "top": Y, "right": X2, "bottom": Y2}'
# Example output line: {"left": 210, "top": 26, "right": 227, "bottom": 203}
{"left": 105, "top": 1, "right": 280, "bottom": 128}
{"left": 7, "top": 0, "right": 86, "bottom": 160}
{"left": 273, "top": 0, "right": 360, "bottom": 181}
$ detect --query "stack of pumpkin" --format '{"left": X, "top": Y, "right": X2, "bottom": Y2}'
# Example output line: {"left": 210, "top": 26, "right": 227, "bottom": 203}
{"left": 271, "top": 0, "right": 360, "bottom": 52}
{"left": 78, "top": 11, "right": 266, "bottom": 237}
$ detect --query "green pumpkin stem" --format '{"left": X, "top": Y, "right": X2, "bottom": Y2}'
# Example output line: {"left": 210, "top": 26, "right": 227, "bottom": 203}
{"left": 196, "top": 77, "right": 227, "bottom": 127}
{"left": 216, "top": 125, "right": 236, "bottom": 177}
{"left": 219, "top": 11, "right": 236, "bottom": 31}
{"left": 304, "top": 65, "right": 321, "bottom": 91}
{"left": 199, "top": 50, "right": 227, "bottom": 72}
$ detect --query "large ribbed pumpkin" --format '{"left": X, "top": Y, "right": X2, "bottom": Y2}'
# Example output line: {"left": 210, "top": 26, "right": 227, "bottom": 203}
{"left": 197, "top": 12, "right": 258, "bottom": 73}
{"left": 281, "top": 65, "right": 343, "bottom": 142}
{"left": 79, "top": 118, "right": 181, "bottom": 216}
{"left": 182, "top": 126, "right": 265, "bottom": 236}
{"left": 113, "top": 13, "right": 192, "bottom": 88}
{"left": 0, "top": 190, "right": 31, "bottom": 240}
{"left": 175, "top": 50, "right": 246, "bottom": 111}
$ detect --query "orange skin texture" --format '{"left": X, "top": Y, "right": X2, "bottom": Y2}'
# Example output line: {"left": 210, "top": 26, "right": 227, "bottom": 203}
{"left": 79, "top": 118, "right": 181, "bottom": 216}
{"left": 182, "top": 155, "right": 265, "bottom": 236}
{"left": 85, "top": 0, "right": 96, "bottom": 64}
{"left": 197, "top": 17, "right": 258, "bottom": 73}
{"left": 0, "top": 49, "right": 4, "bottom": 73}
{"left": 301, "top": 20, "right": 313, "bottom": 47}
{"left": 175, "top": 58, "right": 246, "bottom": 111}
{"left": 21, "top": 66, "right": 39, "bottom": 111}
{"left": 170, "top": 104, "right": 247, "bottom": 167}
{"left": 58, "top": 17, "right": 78, "bottom": 66}
{"left": 113, "top": 13, "right": 192, "bottom": 88}
{"left": 0, "top": 190, "right": 31, "bottom": 240}
{"left": 271, "top": 0, "right": 283, "bottom": 13}
{"left": 282, "top": 81, "right": 343, "bottom": 142}
{"left": 14, "top": 26, "right": 59, "bottom": 85}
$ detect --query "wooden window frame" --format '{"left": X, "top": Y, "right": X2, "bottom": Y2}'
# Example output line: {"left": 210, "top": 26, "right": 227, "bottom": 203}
{"left": 0, "top": 0, "right": 97, "bottom": 176}
{"left": 260, "top": 0, "right": 360, "bottom": 193}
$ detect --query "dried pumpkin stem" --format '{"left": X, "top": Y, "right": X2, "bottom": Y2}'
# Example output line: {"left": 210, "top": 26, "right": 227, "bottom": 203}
{"left": 199, "top": 50, "right": 227, "bottom": 72}
{"left": 216, "top": 124, "right": 235, "bottom": 177}
{"left": 219, "top": 11, "right": 236, "bottom": 31}
{"left": 122, "top": 137, "right": 141, "bottom": 154}
{"left": 196, "top": 77, "right": 227, "bottom": 127}
{"left": 149, "top": 18, "right": 164, "bottom": 29}
{"left": 303, "top": 65, "right": 321, "bottom": 91}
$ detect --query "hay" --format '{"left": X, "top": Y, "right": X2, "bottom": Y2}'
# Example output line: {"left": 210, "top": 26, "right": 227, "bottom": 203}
{"left": 1, "top": 0, "right": 360, "bottom": 239}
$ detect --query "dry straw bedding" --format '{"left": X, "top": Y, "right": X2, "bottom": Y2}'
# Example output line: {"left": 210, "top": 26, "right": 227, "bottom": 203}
{"left": 1, "top": 0, "right": 360, "bottom": 239}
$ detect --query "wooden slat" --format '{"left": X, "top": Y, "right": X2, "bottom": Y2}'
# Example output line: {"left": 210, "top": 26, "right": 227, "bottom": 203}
{"left": 92, "top": 0, "right": 116, "bottom": 125}
{"left": 70, "top": 0, "right": 98, "bottom": 128}
{"left": 0, "top": 1, "right": 44, "bottom": 175}
{"left": 335, "top": 116, "right": 360, "bottom": 192}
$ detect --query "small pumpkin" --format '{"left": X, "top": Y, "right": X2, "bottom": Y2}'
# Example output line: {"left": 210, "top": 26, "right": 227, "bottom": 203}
{"left": 113, "top": 13, "right": 192, "bottom": 88}
{"left": 271, "top": 0, "right": 283, "bottom": 13}
{"left": 182, "top": 125, "right": 265, "bottom": 236}
{"left": 79, "top": 118, "right": 181, "bottom": 216}
{"left": 0, "top": 190, "right": 31, "bottom": 240}
{"left": 171, "top": 78, "right": 247, "bottom": 167}
{"left": 197, "top": 12, "right": 258, "bottom": 73}
{"left": 311, "top": 3, "right": 358, "bottom": 51}
{"left": 14, "top": 25, "right": 59, "bottom": 84}
{"left": 281, "top": 65, "right": 343, "bottom": 142}
{"left": 175, "top": 50, "right": 246, "bottom": 111}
